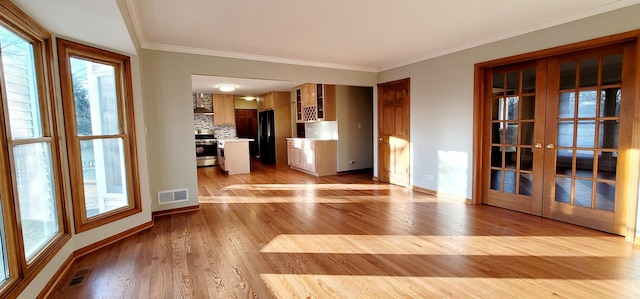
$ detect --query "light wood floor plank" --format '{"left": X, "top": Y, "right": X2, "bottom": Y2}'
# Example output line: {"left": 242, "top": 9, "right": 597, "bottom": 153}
{"left": 50, "top": 161, "right": 640, "bottom": 298}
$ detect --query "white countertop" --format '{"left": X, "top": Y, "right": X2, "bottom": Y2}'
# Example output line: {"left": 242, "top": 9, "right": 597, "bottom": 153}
{"left": 217, "top": 138, "right": 254, "bottom": 143}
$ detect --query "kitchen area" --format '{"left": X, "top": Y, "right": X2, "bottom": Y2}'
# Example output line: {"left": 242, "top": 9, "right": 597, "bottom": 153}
{"left": 191, "top": 75, "right": 374, "bottom": 178}
{"left": 193, "top": 92, "right": 253, "bottom": 175}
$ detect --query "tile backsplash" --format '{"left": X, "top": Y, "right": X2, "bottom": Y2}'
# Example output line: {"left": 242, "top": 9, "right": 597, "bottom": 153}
{"left": 193, "top": 93, "right": 236, "bottom": 138}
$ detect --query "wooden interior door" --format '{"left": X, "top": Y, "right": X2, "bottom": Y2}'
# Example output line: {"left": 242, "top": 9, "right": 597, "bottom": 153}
{"left": 378, "top": 78, "right": 410, "bottom": 187}
{"left": 235, "top": 109, "right": 258, "bottom": 156}
{"left": 542, "top": 43, "right": 635, "bottom": 234}
{"left": 483, "top": 61, "right": 546, "bottom": 215}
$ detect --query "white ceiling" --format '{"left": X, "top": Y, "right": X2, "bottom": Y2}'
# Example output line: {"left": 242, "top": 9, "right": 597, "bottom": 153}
{"left": 11, "top": 0, "right": 640, "bottom": 96}
{"left": 127, "top": 0, "right": 640, "bottom": 72}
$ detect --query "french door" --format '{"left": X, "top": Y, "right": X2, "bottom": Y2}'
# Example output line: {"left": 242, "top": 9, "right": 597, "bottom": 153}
{"left": 483, "top": 42, "right": 636, "bottom": 234}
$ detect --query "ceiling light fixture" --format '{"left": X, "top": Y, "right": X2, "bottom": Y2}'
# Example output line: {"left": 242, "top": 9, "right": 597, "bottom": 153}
{"left": 217, "top": 84, "right": 236, "bottom": 92}
{"left": 244, "top": 96, "right": 255, "bottom": 101}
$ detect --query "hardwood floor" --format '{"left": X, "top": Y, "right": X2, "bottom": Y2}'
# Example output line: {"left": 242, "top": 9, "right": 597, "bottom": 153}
{"left": 52, "top": 161, "right": 640, "bottom": 298}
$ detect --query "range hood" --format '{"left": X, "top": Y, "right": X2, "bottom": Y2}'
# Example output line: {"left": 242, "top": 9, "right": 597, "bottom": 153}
{"left": 194, "top": 93, "right": 213, "bottom": 114}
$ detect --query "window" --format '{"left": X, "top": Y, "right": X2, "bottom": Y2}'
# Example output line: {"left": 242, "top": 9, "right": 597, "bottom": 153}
{"left": 0, "top": 1, "right": 69, "bottom": 297}
{"left": 57, "top": 38, "right": 141, "bottom": 232}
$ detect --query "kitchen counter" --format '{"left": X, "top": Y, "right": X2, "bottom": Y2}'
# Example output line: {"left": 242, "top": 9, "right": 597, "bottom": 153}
{"left": 217, "top": 138, "right": 253, "bottom": 174}
{"left": 217, "top": 138, "right": 255, "bottom": 143}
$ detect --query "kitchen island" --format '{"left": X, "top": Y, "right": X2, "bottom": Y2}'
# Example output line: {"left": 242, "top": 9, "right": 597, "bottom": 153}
{"left": 217, "top": 138, "right": 254, "bottom": 174}
{"left": 286, "top": 138, "right": 337, "bottom": 176}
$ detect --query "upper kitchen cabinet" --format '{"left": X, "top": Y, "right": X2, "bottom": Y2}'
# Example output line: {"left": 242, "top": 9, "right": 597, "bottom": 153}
{"left": 257, "top": 92, "right": 275, "bottom": 112}
{"left": 213, "top": 94, "right": 236, "bottom": 125}
{"left": 295, "top": 83, "right": 336, "bottom": 122}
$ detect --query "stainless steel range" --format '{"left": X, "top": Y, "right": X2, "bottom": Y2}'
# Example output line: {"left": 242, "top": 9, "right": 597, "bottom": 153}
{"left": 195, "top": 129, "right": 217, "bottom": 166}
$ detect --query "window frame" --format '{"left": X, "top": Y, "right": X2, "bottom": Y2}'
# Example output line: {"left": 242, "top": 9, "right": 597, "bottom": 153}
{"left": 0, "top": 1, "right": 70, "bottom": 297}
{"left": 56, "top": 38, "right": 141, "bottom": 233}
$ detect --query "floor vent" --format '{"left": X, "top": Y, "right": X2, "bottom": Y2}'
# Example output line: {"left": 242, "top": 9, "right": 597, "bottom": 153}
{"left": 69, "top": 269, "right": 91, "bottom": 286}
{"left": 158, "top": 188, "right": 189, "bottom": 205}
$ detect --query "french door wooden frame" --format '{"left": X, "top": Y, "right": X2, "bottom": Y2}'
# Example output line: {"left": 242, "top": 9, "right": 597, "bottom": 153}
{"left": 473, "top": 30, "right": 640, "bottom": 241}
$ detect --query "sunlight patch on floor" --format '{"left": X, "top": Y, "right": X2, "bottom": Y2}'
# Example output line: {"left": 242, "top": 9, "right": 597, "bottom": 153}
{"left": 222, "top": 183, "right": 394, "bottom": 191}
{"left": 260, "top": 234, "right": 624, "bottom": 256}
{"left": 259, "top": 275, "right": 640, "bottom": 298}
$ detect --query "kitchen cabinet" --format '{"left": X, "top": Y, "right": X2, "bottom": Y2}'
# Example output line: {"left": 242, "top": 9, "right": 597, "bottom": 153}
{"left": 294, "top": 83, "right": 336, "bottom": 122}
{"left": 213, "top": 94, "right": 235, "bottom": 125}
{"left": 257, "top": 92, "right": 275, "bottom": 112}
{"left": 287, "top": 138, "right": 336, "bottom": 176}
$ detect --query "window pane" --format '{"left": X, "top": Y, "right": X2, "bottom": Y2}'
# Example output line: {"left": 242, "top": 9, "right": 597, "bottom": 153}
{"left": 81, "top": 138, "right": 128, "bottom": 218}
{"left": 70, "top": 57, "right": 120, "bottom": 136}
{"left": 0, "top": 26, "right": 42, "bottom": 140}
{"left": 0, "top": 206, "right": 9, "bottom": 283}
{"left": 13, "top": 143, "right": 58, "bottom": 260}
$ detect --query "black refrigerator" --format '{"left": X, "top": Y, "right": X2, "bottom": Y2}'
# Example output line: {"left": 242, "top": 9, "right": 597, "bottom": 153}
{"left": 258, "top": 110, "right": 276, "bottom": 164}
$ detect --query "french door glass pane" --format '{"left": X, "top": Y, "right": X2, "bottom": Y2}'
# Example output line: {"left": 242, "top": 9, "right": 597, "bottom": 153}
{"left": 555, "top": 177, "right": 572, "bottom": 203}
{"left": 579, "top": 57, "right": 599, "bottom": 87}
{"left": 0, "top": 26, "right": 42, "bottom": 140}
{"left": 575, "top": 150, "right": 594, "bottom": 179}
{"left": 490, "top": 169, "right": 502, "bottom": 191}
{"left": 70, "top": 57, "right": 120, "bottom": 136}
{"left": 598, "top": 120, "right": 619, "bottom": 149}
{"left": 597, "top": 151, "right": 616, "bottom": 180}
{"left": 574, "top": 179, "right": 593, "bottom": 207}
{"left": 559, "top": 62, "right": 577, "bottom": 89}
{"left": 576, "top": 121, "right": 595, "bottom": 148}
{"left": 557, "top": 121, "right": 574, "bottom": 147}
{"left": 577, "top": 90, "right": 597, "bottom": 118}
{"left": 506, "top": 97, "right": 519, "bottom": 120}
{"left": 519, "top": 173, "right": 533, "bottom": 196}
{"left": 558, "top": 92, "right": 575, "bottom": 118}
{"left": 13, "top": 143, "right": 58, "bottom": 260}
{"left": 595, "top": 182, "right": 615, "bottom": 211}
{"left": 504, "top": 171, "right": 516, "bottom": 194}
{"left": 520, "top": 122, "right": 534, "bottom": 145}
{"left": 520, "top": 96, "right": 535, "bottom": 120}
{"left": 522, "top": 69, "right": 536, "bottom": 93}
{"left": 601, "top": 54, "right": 622, "bottom": 85}
{"left": 81, "top": 138, "right": 128, "bottom": 218}
{"left": 600, "top": 88, "right": 621, "bottom": 117}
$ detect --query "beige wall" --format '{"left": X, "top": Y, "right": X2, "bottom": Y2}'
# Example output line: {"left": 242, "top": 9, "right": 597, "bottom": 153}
{"left": 141, "top": 50, "right": 377, "bottom": 211}
{"left": 234, "top": 97, "right": 258, "bottom": 109}
{"left": 378, "top": 4, "right": 640, "bottom": 200}
{"left": 336, "top": 86, "right": 373, "bottom": 171}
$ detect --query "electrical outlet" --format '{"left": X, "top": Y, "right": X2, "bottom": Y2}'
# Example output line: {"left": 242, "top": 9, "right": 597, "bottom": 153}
{"left": 427, "top": 175, "right": 434, "bottom": 180}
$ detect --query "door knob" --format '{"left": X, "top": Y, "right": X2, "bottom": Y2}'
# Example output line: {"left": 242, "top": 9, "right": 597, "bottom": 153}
{"left": 546, "top": 144, "right": 555, "bottom": 149}
{"left": 379, "top": 137, "right": 384, "bottom": 142}
{"left": 534, "top": 143, "right": 542, "bottom": 149}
